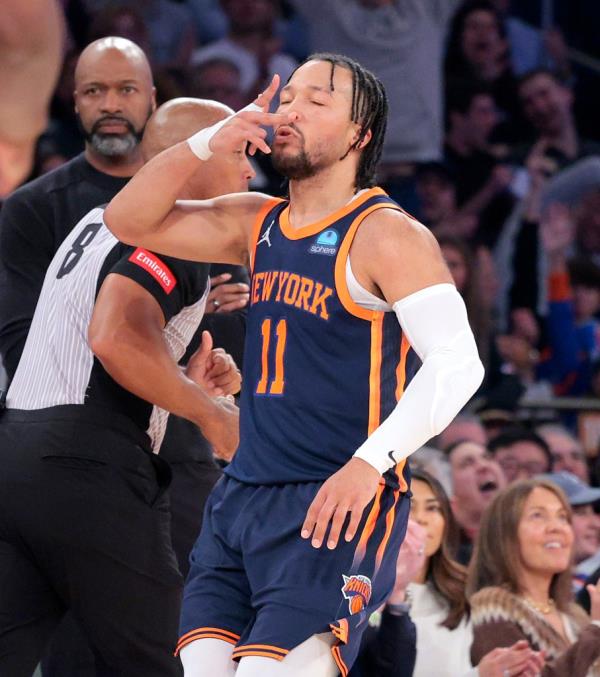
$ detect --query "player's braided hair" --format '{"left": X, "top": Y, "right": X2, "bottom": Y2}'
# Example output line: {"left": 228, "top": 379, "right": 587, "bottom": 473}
{"left": 291, "top": 53, "right": 388, "bottom": 190}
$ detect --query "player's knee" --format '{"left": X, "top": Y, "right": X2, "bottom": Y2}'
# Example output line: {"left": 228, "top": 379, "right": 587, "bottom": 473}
{"left": 180, "top": 638, "right": 237, "bottom": 677}
{"left": 236, "top": 634, "right": 338, "bottom": 676}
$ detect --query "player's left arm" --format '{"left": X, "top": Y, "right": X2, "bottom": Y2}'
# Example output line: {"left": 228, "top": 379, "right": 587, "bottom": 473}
{"left": 301, "top": 209, "right": 485, "bottom": 549}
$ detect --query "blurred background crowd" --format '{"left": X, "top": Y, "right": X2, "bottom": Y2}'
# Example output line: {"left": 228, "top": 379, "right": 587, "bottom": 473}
{"left": 1, "top": 1, "right": 600, "bottom": 675}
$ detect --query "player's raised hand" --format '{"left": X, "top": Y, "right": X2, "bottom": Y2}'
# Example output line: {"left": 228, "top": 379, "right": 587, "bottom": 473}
{"left": 301, "top": 457, "right": 381, "bottom": 550}
{"left": 202, "top": 75, "right": 297, "bottom": 158}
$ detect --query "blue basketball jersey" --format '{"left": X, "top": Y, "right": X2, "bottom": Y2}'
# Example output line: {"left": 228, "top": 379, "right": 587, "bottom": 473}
{"left": 225, "top": 187, "right": 420, "bottom": 489}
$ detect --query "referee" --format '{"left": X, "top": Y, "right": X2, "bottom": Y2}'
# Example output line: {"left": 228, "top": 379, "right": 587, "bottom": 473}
{"left": 0, "top": 100, "right": 248, "bottom": 676}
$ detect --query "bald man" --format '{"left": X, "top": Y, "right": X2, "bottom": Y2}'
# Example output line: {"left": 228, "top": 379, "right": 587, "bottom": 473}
{"left": 0, "top": 98, "right": 253, "bottom": 677}
{"left": 0, "top": 0, "right": 64, "bottom": 196}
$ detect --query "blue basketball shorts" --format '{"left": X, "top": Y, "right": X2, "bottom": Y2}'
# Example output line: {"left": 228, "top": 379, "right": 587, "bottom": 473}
{"left": 178, "top": 475, "right": 410, "bottom": 675}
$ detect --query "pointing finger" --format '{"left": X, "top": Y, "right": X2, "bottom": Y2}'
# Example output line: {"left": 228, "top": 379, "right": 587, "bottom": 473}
{"left": 238, "top": 111, "right": 295, "bottom": 129}
{"left": 254, "top": 74, "right": 280, "bottom": 111}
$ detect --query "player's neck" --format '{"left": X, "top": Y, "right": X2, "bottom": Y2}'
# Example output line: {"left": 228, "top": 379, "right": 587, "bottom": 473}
{"left": 84, "top": 145, "right": 145, "bottom": 178}
{"left": 287, "top": 167, "right": 358, "bottom": 230}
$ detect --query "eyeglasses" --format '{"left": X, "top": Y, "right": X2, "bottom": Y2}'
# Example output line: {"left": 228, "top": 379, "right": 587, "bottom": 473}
{"left": 498, "top": 458, "right": 548, "bottom": 476}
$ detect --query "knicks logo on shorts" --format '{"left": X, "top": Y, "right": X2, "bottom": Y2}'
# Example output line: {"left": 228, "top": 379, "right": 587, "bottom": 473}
{"left": 341, "top": 574, "right": 372, "bottom": 615}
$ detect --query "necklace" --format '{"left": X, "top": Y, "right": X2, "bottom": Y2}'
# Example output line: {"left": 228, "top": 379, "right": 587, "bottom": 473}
{"left": 525, "top": 596, "right": 556, "bottom": 614}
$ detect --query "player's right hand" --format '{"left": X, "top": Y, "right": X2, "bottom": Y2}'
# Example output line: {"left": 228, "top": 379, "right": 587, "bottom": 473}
{"left": 208, "top": 75, "right": 297, "bottom": 157}
{"left": 301, "top": 457, "right": 381, "bottom": 550}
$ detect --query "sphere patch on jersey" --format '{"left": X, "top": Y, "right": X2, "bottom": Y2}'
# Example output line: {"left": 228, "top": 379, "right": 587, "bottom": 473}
{"left": 309, "top": 229, "right": 339, "bottom": 256}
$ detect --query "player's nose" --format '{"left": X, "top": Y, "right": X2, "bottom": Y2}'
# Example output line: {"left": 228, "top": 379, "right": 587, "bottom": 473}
{"left": 243, "top": 158, "right": 256, "bottom": 182}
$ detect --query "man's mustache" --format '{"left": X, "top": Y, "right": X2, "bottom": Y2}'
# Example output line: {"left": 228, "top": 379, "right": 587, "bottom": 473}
{"left": 92, "top": 116, "right": 136, "bottom": 135}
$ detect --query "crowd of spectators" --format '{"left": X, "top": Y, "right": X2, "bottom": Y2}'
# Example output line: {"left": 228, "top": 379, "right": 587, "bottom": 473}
{"left": 1, "top": 0, "right": 599, "bottom": 676}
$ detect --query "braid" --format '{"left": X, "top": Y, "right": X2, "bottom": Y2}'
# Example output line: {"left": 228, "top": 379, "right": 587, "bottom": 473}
{"left": 290, "top": 53, "right": 388, "bottom": 189}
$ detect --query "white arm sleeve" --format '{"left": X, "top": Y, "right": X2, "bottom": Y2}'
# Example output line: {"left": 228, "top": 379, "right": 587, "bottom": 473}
{"left": 353, "top": 283, "right": 484, "bottom": 475}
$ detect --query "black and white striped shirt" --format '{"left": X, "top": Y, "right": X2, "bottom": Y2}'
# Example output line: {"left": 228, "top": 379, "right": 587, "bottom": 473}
{"left": 7, "top": 206, "right": 210, "bottom": 452}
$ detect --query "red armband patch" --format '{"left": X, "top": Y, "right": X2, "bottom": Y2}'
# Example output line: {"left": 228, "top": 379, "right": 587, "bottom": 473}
{"left": 129, "top": 248, "right": 177, "bottom": 294}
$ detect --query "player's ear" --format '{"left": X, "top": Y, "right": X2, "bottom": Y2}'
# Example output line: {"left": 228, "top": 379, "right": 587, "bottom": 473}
{"left": 351, "top": 127, "right": 372, "bottom": 150}
{"left": 356, "top": 129, "right": 372, "bottom": 150}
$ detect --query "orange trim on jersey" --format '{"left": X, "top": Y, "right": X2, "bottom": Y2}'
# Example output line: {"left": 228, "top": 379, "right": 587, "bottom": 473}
{"left": 334, "top": 200, "right": 403, "bottom": 321}
{"left": 233, "top": 649, "right": 287, "bottom": 660}
{"left": 330, "top": 619, "right": 349, "bottom": 644}
{"left": 332, "top": 644, "right": 349, "bottom": 677}
{"left": 374, "top": 487, "right": 401, "bottom": 573}
{"left": 279, "top": 187, "right": 387, "bottom": 241}
{"left": 395, "top": 460, "right": 409, "bottom": 493}
{"left": 352, "top": 483, "right": 385, "bottom": 568}
{"left": 175, "top": 634, "right": 237, "bottom": 655}
{"left": 395, "top": 335, "right": 410, "bottom": 400}
{"left": 231, "top": 644, "right": 289, "bottom": 661}
{"left": 368, "top": 313, "right": 384, "bottom": 435}
{"left": 394, "top": 335, "right": 411, "bottom": 492}
{"left": 249, "top": 197, "right": 284, "bottom": 271}
{"left": 175, "top": 627, "right": 240, "bottom": 655}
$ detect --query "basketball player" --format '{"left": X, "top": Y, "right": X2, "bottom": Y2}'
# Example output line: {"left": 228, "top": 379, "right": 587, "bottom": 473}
{"left": 106, "top": 54, "right": 485, "bottom": 676}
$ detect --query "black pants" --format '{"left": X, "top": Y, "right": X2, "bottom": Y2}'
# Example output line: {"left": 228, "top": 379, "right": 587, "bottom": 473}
{"left": 40, "top": 415, "right": 222, "bottom": 677}
{"left": 0, "top": 406, "right": 183, "bottom": 677}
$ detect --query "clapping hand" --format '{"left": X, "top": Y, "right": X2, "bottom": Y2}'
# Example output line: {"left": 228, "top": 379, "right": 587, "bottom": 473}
{"left": 478, "top": 640, "right": 545, "bottom": 677}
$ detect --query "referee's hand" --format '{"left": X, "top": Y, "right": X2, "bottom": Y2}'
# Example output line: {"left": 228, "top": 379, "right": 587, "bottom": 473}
{"left": 186, "top": 331, "right": 241, "bottom": 396}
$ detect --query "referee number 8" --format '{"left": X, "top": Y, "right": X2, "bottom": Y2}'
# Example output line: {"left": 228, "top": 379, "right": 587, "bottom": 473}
{"left": 56, "top": 222, "right": 103, "bottom": 279}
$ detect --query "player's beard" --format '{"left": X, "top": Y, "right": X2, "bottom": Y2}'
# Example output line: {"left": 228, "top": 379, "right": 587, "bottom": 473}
{"left": 271, "top": 131, "right": 322, "bottom": 180}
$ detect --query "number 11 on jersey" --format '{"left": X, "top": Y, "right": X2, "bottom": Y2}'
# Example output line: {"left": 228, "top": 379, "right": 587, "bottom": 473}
{"left": 256, "top": 318, "right": 287, "bottom": 395}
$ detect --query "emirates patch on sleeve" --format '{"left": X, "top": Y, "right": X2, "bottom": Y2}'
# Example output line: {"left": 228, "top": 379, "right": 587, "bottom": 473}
{"left": 129, "top": 248, "right": 177, "bottom": 294}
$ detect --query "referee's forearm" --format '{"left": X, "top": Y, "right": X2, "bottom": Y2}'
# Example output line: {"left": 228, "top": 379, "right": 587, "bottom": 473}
{"left": 91, "top": 330, "right": 220, "bottom": 433}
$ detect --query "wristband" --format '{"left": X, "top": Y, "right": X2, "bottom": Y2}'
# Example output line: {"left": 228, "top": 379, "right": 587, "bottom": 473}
{"left": 186, "top": 103, "right": 262, "bottom": 161}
